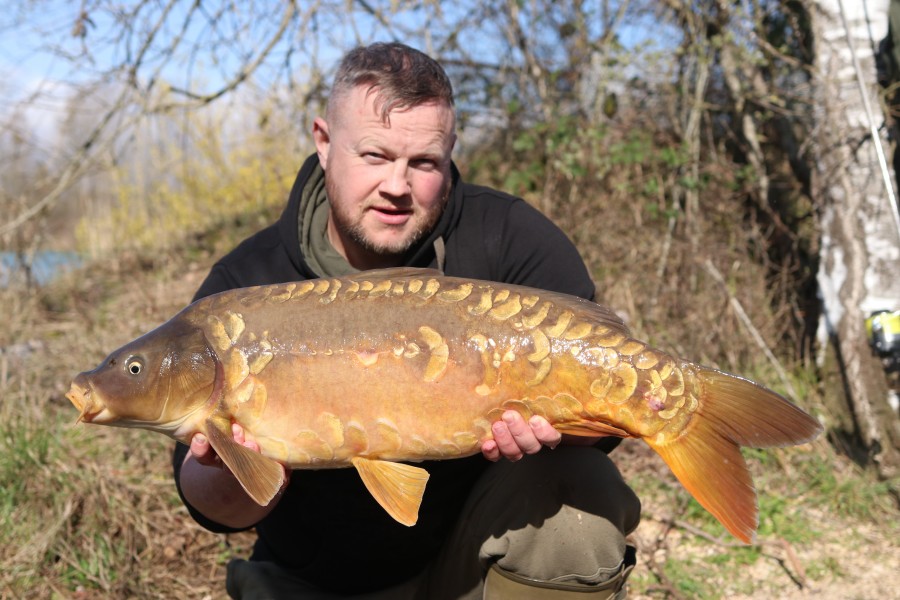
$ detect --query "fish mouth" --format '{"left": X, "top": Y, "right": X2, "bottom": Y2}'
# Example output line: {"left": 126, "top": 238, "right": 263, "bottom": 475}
{"left": 66, "top": 375, "right": 107, "bottom": 424}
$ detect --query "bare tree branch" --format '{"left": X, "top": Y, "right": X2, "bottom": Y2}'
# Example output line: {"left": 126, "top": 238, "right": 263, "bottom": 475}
{"left": 158, "top": 0, "right": 302, "bottom": 109}
{"left": 0, "top": 87, "right": 137, "bottom": 237}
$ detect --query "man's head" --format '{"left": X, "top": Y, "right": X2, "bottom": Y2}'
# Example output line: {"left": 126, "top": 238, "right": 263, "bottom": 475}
{"left": 313, "top": 42, "right": 457, "bottom": 270}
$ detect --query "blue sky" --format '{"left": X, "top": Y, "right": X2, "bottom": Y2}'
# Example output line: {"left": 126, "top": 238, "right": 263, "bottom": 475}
{"left": 0, "top": 1, "right": 677, "bottom": 158}
{"left": 0, "top": 1, "right": 670, "bottom": 101}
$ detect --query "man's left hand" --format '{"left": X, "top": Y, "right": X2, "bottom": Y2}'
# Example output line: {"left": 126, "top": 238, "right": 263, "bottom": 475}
{"left": 481, "top": 410, "right": 562, "bottom": 462}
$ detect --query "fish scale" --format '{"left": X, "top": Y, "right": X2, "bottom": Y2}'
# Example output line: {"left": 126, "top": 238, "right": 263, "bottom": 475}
{"left": 66, "top": 267, "right": 822, "bottom": 543}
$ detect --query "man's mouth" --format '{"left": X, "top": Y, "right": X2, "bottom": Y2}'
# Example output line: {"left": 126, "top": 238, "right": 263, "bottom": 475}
{"left": 370, "top": 206, "right": 413, "bottom": 225}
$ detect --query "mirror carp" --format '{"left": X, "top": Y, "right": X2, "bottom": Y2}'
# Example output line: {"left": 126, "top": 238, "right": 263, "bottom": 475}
{"left": 66, "top": 268, "right": 822, "bottom": 543}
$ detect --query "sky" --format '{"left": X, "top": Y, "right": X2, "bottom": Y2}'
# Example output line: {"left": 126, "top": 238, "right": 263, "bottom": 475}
{"left": 1, "top": 6, "right": 103, "bottom": 151}
{"left": 0, "top": 1, "right": 673, "bottom": 109}
{"left": 0, "top": 0, "right": 680, "bottom": 180}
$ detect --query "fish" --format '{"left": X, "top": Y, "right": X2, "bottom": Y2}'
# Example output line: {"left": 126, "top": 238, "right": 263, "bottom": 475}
{"left": 66, "top": 267, "right": 822, "bottom": 543}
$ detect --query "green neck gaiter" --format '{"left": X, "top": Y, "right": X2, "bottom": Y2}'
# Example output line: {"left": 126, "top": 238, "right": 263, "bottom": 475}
{"left": 298, "top": 164, "right": 358, "bottom": 277}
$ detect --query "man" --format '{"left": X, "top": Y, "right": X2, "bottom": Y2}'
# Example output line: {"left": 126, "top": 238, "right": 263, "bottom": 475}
{"left": 173, "top": 42, "right": 641, "bottom": 599}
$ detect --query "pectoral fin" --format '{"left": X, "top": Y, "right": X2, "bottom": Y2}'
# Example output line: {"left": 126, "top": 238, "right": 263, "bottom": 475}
{"left": 555, "top": 420, "right": 630, "bottom": 438}
{"left": 204, "top": 419, "right": 285, "bottom": 506}
{"left": 351, "top": 457, "right": 430, "bottom": 526}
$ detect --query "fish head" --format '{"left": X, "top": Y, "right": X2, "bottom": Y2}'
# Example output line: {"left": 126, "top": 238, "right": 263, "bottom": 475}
{"left": 66, "top": 316, "right": 220, "bottom": 436}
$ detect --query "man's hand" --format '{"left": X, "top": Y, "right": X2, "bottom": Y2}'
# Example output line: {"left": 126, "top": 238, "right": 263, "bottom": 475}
{"left": 181, "top": 423, "right": 289, "bottom": 529}
{"left": 189, "top": 422, "right": 261, "bottom": 468}
{"left": 481, "top": 410, "right": 562, "bottom": 462}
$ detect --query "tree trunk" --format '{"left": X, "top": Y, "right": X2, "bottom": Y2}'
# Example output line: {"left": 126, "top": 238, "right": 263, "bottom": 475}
{"left": 811, "top": 0, "right": 900, "bottom": 477}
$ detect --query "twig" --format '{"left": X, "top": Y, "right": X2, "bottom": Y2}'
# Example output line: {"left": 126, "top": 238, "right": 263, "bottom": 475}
{"left": 774, "top": 538, "right": 808, "bottom": 589}
{"left": 703, "top": 259, "right": 799, "bottom": 401}
{"left": 645, "top": 511, "right": 810, "bottom": 590}
{"left": 645, "top": 510, "right": 747, "bottom": 548}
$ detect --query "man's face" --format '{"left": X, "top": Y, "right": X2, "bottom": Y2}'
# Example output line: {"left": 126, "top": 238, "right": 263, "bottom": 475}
{"left": 313, "top": 85, "right": 456, "bottom": 269}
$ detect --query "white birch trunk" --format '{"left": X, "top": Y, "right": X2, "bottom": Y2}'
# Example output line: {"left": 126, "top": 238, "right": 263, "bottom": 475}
{"left": 812, "top": 0, "right": 900, "bottom": 474}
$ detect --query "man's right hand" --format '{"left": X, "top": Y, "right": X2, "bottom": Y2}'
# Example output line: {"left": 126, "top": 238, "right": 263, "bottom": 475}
{"left": 189, "top": 423, "right": 263, "bottom": 467}
{"left": 180, "top": 423, "right": 289, "bottom": 528}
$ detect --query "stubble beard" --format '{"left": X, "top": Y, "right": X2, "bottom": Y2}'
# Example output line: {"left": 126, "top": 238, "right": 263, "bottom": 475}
{"left": 326, "top": 175, "right": 450, "bottom": 259}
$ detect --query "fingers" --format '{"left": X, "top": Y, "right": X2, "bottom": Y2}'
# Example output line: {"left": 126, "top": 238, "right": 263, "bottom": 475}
{"left": 232, "top": 422, "right": 245, "bottom": 445}
{"left": 189, "top": 423, "right": 260, "bottom": 468}
{"left": 481, "top": 438, "right": 501, "bottom": 462}
{"left": 529, "top": 415, "right": 562, "bottom": 449}
{"left": 482, "top": 411, "right": 561, "bottom": 462}
{"left": 232, "top": 422, "right": 260, "bottom": 452}
{"left": 189, "top": 433, "right": 218, "bottom": 466}
{"left": 499, "top": 412, "right": 541, "bottom": 459}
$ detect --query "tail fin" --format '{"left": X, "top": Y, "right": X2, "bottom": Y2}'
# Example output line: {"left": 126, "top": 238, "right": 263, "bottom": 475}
{"left": 646, "top": 367, "right": 822, "bottom": 544}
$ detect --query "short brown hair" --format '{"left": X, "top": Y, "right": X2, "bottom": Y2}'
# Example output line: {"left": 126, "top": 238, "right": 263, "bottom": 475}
{"left": 328, "top": 42, "right": 454, "bottom": 123}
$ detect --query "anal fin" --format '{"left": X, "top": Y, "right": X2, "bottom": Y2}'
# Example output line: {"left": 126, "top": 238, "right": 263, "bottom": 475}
{"left": 351, "top": 457, "right": 430, "bottom": 526}
{"left": 204, "top": 419, "right": 285, "bottom": 506}
{"left": 555, "top": 420, "right": 630, "bottom": 438}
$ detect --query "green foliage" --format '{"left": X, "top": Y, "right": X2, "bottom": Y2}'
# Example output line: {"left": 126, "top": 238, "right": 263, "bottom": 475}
{"left": 663, "top": 557, "right": 718, "bottom": 598}
{"left": 805, "top": 555, "right": 845, "bottom": 581}
{"left": 793, "top": 454, "right": 898, "bottom": 521}
{"left": 501, "top": 116, "right": 603, "bottom": 192}
{"left": 0, "top": 391, "right": 83, "bottom": 594}
{"left": 755, "top": 489, "right": 819, "bottom": 543}
{"left": 497, "top": 118, "right": 700, "bottom": 207}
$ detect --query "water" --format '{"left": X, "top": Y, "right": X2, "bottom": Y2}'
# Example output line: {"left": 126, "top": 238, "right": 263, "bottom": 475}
{"left": 0, "top": 251, "right": 82, "bottom": 287}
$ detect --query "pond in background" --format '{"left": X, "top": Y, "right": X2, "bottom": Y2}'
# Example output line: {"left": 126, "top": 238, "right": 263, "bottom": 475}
{"left": 0, "top": 251, "right": 82, "bottom": 287}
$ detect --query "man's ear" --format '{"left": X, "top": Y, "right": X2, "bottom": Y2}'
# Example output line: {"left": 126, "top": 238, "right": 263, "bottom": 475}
{"left": 312, "top": 117, "right": 330, "bottom": 169}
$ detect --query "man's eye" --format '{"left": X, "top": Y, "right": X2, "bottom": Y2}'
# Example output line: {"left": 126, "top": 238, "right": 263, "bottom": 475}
{"left": 412, "top": 159, "right": 437, "bottom": 170}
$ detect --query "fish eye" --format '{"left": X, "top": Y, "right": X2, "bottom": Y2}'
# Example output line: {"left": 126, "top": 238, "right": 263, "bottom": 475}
{"left": 126, "top": 357, "right": 143, "bottom": 376}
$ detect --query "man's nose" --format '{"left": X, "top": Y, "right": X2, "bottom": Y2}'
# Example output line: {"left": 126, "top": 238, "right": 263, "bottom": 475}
{"left": 379, "top": 161, "right": 411, "bottom": 196}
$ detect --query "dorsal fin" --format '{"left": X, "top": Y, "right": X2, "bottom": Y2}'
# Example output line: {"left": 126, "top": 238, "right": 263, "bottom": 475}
{"left": 344, "top": 267, "right": 444, "bottom": 281}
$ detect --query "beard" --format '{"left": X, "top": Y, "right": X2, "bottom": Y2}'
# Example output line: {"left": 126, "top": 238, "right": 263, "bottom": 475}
{"left": 325, "top": 175, "right": 450, "bottom": 258}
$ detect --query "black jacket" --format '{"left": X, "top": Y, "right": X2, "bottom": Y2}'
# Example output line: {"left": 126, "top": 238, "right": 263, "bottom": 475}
{"left": 173, "top": 154, "right": 598, "bottom": 593}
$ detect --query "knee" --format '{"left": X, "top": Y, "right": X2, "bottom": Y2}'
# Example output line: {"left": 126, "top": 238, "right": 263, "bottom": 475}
{"left": 519, "top": 446, "right": 641, "bottom": 535}
{"left": 479, "top": 447, "right": 641, "bottom": 583}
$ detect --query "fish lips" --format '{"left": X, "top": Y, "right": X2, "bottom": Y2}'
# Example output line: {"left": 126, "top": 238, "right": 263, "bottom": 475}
{"left": 66, "top": 374, "right": 113, "bottom": 424}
